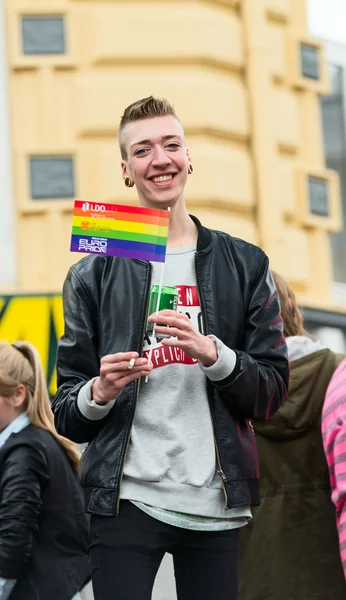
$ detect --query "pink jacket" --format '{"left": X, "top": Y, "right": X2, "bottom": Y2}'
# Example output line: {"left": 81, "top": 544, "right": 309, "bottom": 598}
{"left": 322, "top": 358, "right": 346, "bottom": 579}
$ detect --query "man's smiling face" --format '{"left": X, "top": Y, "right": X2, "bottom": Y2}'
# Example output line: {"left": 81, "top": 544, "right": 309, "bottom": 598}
{"left": 121, "top": 115, "right": 190, "bottom": 210}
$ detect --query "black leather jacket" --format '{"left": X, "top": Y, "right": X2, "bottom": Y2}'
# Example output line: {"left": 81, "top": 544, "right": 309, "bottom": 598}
{"left": 53, "top": 217, "right": 289, "bottom": 516}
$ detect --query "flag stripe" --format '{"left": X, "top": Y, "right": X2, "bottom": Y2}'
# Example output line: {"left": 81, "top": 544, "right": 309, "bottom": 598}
{"left": 73, "top": 207, "right": 118, "bottom": 219}
{"left": 72, "top": 226, "right": 167, "bottom": 246}
{"left": 106, "top": 204, "right": 169, "bottom": 218}
{"left": 71, "top": 235, "right": 166, "bottom": 255}
{"left": 70, "top": 242, "right": 166, "bottom": 262}
{"left": 74, "top": 200, "right": 169, "bottom": 219}
{"left": 73, "top": 207, "right": 169, "bottom": 226}
{"left": 113, "top": 211, "right": 169, "bottom": 226}
{"left": 72, "top": 216, "right": 168, "bottom": 238}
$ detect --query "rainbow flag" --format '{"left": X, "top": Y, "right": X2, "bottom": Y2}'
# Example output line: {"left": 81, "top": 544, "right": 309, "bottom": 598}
{"left": 70, "top": 200, "right": 169, "bottom": 262}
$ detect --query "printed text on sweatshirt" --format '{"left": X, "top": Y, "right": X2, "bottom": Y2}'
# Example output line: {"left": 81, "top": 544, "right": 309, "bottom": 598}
{"left": 322, "top": 358, "right": 346, "bottom": 579}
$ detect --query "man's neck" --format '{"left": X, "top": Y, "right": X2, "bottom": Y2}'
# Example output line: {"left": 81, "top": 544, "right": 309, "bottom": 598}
{"left": 138, "top": 194, "right": 198, "bottom": 248}
{"left": 167, "top": 204, "right": 198, "bottom": 248}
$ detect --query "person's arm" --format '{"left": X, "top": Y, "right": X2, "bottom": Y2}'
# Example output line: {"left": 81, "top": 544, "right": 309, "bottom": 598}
{"left": 204, "top": 255, "right": 289, "bottom": 420}
{"left": 151, "top": 255, "right": 289, "bottom": 421}
{"left": 52, "top": 266, "right": 111, "bottom": 443}
{"left": 0, "top": 444, "right": 49, "bottom": 582}
{"left": 323, "top": 413, "right": 346, "bottom": 579}
{"left": 52, "top": 266, "right": 152, "bottom": 443}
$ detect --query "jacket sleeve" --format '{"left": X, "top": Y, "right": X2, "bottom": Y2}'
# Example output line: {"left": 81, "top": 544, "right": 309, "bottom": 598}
{"left": 0, "top": 444, "right": 49, "bottom": 580}
{"left": 325, "top": 420, "right": 346, "bottom": 579}
{"left": 322, "top": 366, "right": 346, "bottom": 581}
{"left": 52, "top": 266, "right": 109, "bottom": 443}
{"left": 211, "top": 254, "right": 289, "bottom": 420}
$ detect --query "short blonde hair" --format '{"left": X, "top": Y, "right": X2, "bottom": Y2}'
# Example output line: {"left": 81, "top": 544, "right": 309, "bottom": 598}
{"left": 119, "top": 96, "right": 180, "bottom": 159}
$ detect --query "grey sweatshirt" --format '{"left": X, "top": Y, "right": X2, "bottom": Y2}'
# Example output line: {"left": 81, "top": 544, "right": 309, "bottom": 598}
{"left": 78, "top": 245, "right": 251, "bottom": 520}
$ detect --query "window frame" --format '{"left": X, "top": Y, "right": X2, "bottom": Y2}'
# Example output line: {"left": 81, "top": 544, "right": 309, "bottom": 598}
{"left": 300, "top": 43, "right": 320, "bottom": 80}
{"left": 7, "top": 8, "right": 76, "bottom": 70}
{"left": 29, "top": 156, "right": 75, "bottom": 201}
{"left": 21, "top": 15, "right": 66, "bottom": 56}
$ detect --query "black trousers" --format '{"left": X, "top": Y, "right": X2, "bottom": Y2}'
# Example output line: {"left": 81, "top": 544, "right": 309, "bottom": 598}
{"left": 89, "top": 501, "right": 240, "bottom": 600}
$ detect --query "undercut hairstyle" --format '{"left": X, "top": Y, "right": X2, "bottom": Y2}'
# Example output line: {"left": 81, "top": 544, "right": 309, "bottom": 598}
{"left": 119, "top": 96, "right": 180, "bottom": 159}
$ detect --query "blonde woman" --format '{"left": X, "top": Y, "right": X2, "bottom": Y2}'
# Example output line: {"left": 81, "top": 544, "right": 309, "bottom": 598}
{"left": 0, "top": 342, "right": 90, "bottom": 600}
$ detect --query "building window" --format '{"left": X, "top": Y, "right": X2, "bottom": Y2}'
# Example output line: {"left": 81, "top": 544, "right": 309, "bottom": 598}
{"left": 300, "top": 43, "right": 320, "bottom": 80}
{"left": 21, "top": 16, "right": 65, "bottom": 55}
{"left": 308, "top": 176, "right": 329, "bottom": 216}
{"left": 321, "top": 64, "right": 346, "bottom": 284}
{"left": 29, "top": 157, "right": 75, "bottom": 199}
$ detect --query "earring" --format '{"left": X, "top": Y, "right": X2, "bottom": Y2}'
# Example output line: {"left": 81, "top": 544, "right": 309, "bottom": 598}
{"left": 188, "top": 163, "right": 194, "bottom": 175}
{"left": 124, "top": 177, "right": 134, "bottom": 188}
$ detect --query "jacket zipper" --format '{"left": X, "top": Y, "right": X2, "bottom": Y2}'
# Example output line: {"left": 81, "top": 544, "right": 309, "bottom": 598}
{"left": 210, "top": 398, "right": 228, "bottom": 507}
{"left": 194, "top": 253, "right": 229, "bottom": 508}
{"left": 116, "top": 263, "right": 152, "bottom": 515}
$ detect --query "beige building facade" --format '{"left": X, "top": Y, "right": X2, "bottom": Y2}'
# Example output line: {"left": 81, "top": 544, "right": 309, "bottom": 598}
{"left": 0, "top": 3, "right": 345, "bottom": 597}
{"left": 1, "top": 0, "right": 346, "bottom": 376}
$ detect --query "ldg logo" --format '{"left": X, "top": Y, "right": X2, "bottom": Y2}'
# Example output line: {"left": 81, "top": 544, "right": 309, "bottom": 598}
{"left": 82, "top": 202, "right": 105, "bottom": 213}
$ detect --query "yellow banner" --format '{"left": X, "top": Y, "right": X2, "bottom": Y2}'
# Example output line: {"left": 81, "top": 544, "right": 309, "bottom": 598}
{"left": 0, "top": 295, "right": 63, "bottom": 396}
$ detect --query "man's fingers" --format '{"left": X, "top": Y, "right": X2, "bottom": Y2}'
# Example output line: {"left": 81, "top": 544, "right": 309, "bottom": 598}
{"left": 110, "top": 368, "right": 153, "bottom": 391}
{"left": 97, "top": 366, "right": 153, "bottom": 398}
{"left": 100, "top": 358, "right": 148, "bottom": 376}
{"left": 148, "top": 315, "right": 189, "bottom": 329}
{"left": 118, "top": 368, "right": 153, "bottom": 385}
{"left": 154, "top": 326, "right": 184, "bottom": 338}
{"left": 100, "top": 362, "right": 152, "bottom": 383}
{"left": 101, "top": 352, "right": 139, "bottom": 364}
{"left": 148, "top": 310, "right": 189, "bottom": 323}
{"left": 161, "top": 337, "right": 188, "bottom": 349}
{"left": 95, "top": 353, "right": 152, "bottom": 403}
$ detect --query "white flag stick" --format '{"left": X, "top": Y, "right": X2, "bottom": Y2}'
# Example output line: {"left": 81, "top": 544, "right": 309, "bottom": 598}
{"left": 144, "top": 261, "right": 166, "bottom": 383}
{"left": 145, "top": 208, "right": 170, "bottom": 382}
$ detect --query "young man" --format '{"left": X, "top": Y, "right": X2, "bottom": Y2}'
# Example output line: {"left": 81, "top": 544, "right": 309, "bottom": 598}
{"left": 53, "top": 96, "right": 289, "bottom": 600}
